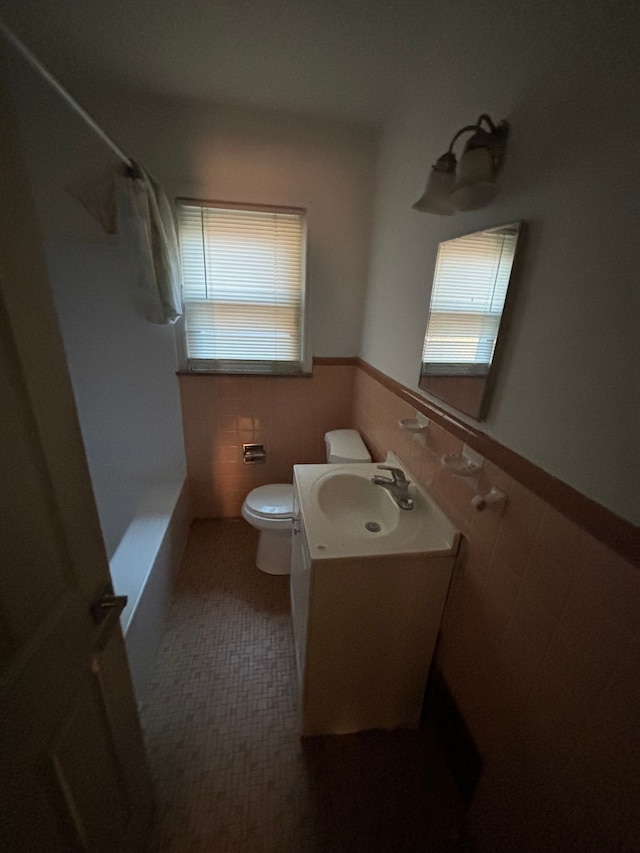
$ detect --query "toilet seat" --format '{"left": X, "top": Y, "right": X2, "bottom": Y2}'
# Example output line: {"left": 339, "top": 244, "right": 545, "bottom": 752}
{"left": 244, "top": 484, "right": 293, "bottom": 519}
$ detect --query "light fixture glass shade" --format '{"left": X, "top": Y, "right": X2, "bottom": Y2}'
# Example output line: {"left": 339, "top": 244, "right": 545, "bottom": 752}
{"left": 413, "top": 118, "right": 507, "bottom": 215}
{"left": 450, "top": 145, "right": 497, "bottom": 211}
{"left": 412, "top": 154, "right": 456, "bottom": 215}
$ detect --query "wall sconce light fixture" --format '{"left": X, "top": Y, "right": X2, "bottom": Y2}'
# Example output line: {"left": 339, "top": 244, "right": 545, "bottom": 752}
{"left": 412, "top": 114, "right": 509, "bottom": 215}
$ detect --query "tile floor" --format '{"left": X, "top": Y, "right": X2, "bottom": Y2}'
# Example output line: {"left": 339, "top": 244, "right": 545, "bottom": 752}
{"left": 141, "top": 519, "right": 468, "bottom": 852}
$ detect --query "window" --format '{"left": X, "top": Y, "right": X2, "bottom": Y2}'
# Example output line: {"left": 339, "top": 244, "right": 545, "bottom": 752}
{"left": 421, "top": 227, "right": 518, "bottom": 376}
{"left": 177, "top": 200, "right": 307, "bottom": 373}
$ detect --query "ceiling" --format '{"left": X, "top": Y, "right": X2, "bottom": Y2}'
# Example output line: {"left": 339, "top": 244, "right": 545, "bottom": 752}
{"left": 0, "top": 0, "right": 436, "bottom": 126}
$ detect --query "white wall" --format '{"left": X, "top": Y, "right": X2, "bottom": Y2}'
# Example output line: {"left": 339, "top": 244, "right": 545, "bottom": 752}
{"left": 9, "top": 54, "right": 187, "bottom": 558}
{"left": 361, "top": 0, "right": 639, "bottom": 524}
{"left": 78, "top": 90, "right": 379, "bottom": 358}
{"left": 10, "top": 1, "right": 635, "bottom": 526}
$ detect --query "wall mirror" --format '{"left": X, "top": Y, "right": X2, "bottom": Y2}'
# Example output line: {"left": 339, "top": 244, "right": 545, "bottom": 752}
{"left": 419, "top": 221, "right": 524, "bottom": 420}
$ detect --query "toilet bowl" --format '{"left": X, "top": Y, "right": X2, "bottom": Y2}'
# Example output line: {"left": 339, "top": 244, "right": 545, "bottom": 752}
{"left": 241, "top": 429, "right": 371, "bottom": 575}
{"left": 241, "top": 484, "right": 295, "bottom": 575}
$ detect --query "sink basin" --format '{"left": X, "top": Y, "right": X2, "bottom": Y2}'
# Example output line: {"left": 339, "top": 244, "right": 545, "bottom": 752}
{"left": 293, "top": 453, "right": 459, "bottom": 560}
{"left": 315, "top": 471, "right": 400, "bottom": 535}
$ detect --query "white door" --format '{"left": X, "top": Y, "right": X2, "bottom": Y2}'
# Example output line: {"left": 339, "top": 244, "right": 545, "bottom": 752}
{"left": 0, "top": 47, "right": 153, "bottom": 852}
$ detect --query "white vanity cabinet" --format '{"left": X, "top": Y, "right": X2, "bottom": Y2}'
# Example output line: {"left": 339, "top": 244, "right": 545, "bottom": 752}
{"left": 290, "top": 463, "right": 459, "bottom": 737}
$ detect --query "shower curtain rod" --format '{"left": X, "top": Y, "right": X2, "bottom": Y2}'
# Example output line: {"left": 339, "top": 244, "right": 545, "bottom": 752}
{"left": 0, "top": 20, "right": 133, "bottom": 170}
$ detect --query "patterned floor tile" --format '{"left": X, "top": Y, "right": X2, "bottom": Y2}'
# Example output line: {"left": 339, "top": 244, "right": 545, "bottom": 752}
{"left": 140, "top": 519, "right": 465, "bottom": 852}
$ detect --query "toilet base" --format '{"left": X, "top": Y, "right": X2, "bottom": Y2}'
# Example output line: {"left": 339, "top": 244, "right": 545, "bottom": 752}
{"left": 255, "top": 529, "right": 292, "bottom": 575}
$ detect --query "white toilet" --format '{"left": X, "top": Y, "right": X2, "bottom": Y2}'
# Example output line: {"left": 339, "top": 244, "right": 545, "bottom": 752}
{"left": 241, "top": 429, "right": 371, "bottom": 575}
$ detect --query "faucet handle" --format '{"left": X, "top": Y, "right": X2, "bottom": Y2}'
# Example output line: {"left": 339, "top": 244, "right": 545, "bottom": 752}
{"left": 376, "top": 465, "right": 408, "bottom": 483}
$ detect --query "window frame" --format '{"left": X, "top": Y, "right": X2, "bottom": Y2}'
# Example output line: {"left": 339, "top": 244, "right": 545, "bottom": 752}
{"left": 175, "top": 198, "right": 310, "bottom": 375}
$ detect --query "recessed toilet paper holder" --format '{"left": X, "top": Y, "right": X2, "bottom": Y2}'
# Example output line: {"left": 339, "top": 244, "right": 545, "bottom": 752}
{"left": 243, "top": 443, "right": 267, "bottom": 463}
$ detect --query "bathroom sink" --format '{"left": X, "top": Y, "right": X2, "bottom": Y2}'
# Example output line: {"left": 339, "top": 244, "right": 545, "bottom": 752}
{"left": 315, "top": 470, "right": 400, "bottom": 535}
{"left": 291, "top": 452, "right": 461, "bottom": 736}
{"left": 293, "top": 453, "right": 459, "bottom": 560}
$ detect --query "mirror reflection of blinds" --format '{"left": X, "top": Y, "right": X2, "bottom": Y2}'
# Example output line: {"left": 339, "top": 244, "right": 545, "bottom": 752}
{"left": 422, "top": 230, "right": 517, "bottom": 370}
{"left": 178, "top": 203, "right": 306, "bottom": 372}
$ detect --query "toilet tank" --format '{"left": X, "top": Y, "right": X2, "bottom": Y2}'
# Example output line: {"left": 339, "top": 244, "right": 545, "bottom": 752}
{"left": 324, "top": 429, "right": 371, "bottom": 464}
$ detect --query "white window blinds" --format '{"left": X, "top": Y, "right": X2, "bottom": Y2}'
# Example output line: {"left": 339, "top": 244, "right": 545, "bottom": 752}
{"left": 178, "top": 202, "right": 307, "bottom": 373}
{"left": 422, "top": 228, "right": 517, "bottom": 375}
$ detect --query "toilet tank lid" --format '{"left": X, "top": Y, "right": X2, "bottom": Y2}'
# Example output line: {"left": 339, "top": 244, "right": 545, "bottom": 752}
{"left": 324, "top": 429, "right": 371, "bottom": 463}
{"left": 245, "top": 484, "right": 294, "bottom": 518}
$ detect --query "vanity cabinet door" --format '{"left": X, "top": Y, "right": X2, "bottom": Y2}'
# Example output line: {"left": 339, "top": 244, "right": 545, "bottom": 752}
{"left": 289, "top": 499, "right": 311, "bottom": 691}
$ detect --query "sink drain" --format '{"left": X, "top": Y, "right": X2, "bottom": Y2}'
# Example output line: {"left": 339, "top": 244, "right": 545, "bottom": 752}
{"left": 365, "top": 521, "right": 381, "bottom": 533}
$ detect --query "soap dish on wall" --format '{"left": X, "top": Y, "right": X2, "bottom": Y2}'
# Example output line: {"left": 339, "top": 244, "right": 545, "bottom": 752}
{"left": 440, "top": 444, "right": 485, "bottom": 477}
{"left": 399, "top": 413, "right": 430, "bottom": 433}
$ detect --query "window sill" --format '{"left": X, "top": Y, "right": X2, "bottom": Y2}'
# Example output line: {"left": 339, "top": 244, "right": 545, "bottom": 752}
{"left": 176, "top": 369, "right": 314, "bottom": 378}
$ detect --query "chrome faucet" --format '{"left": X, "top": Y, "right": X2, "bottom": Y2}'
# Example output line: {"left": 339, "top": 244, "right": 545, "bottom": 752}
{"left": 371, "top": 465, "right": 414, "bottom": 510}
